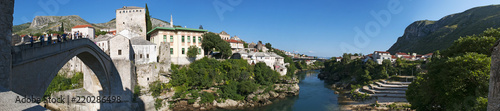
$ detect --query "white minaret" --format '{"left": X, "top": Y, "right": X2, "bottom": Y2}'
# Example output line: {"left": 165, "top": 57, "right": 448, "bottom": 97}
{"left": 170, "top": 14, "right": 173, "bottom": 27}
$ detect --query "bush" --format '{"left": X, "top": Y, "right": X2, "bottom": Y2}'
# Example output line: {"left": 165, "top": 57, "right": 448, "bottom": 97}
{"left": 155, "top": 98, "right": 163, "bottom": 110}
{"left": 200, "top": 92, "right": 216, "bottom": 104}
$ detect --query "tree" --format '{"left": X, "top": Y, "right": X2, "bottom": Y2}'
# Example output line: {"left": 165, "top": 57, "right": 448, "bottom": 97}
{"left": 407, "top": 53, "right": 490, "bottom": 110}
{"left": 145, "top": 4, "right": 152, "bottom": 37}
{"left": 187, "top": 46, "right": 199, "bottom": 58}
{"left": 265, "top": 43, "right": 272, "bottom": 50}
{"left": 406, "top": 28, "right": 499, "bottom": 111}
{"left": 201, "top": 32, "right": 232, "bottom": 58}
{"left": 59, "top": 22, "right": 64, "bottom": 32}
{"left": 243, "top": 42, "right": 248, "bottom": 48}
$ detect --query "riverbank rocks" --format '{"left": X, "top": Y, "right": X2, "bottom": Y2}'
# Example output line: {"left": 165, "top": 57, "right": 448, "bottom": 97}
{"left": 171, "top": 83, "right": 300, "bottom": 110}
{"left": 216, "top": 99, "right": 239, "bottom": 108}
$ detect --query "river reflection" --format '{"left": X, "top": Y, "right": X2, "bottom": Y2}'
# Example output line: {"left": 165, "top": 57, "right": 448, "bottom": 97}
{"left": 222, "top": 70, "right": 342, "bottom": 111}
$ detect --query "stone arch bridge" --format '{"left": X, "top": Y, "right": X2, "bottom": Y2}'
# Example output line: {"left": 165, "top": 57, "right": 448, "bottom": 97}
{"left": 3, "top": 39, "right": 132, "bottom": 110}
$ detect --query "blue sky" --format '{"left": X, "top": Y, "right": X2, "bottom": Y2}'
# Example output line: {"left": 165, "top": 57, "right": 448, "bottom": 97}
{"left": 13, "top": 0, "right": 500, "bottom": 57}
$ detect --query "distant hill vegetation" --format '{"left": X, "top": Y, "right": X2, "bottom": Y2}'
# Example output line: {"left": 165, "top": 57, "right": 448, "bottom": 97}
{"left": 387, "top": 5, "right": 500, "bottom": 54}
{"left": 13, "top": 15, "right": 171, "bottom": 35}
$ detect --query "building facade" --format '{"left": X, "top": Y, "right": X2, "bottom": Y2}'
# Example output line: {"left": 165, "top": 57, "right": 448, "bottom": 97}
{"left": 71, "top": 24, "right": 95, "bottom": 39}
{"left": 148, "top": 27, "right": 208, "bottom": 65}
{"left": 372, "top": 51, "right": 392, "bottom": 64}
{"left": 226, "top": 39, "right": 244, "bottom": 52}
{"left": 116, "top": 6, "right": 147, "bottom": 39}
{"left": 219, "top": 31, "right": 230, "bottom": 40}
{"left": 131, "top": 37, "right": 157, "bottom": 64}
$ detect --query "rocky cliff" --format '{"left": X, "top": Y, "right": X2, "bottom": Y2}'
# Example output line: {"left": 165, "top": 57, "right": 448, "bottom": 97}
{"left": 387, "top": 5, "right": 500, "bottom": 54}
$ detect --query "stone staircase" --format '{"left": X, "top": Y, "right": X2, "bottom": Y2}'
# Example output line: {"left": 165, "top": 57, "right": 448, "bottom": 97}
{"left": 356, "top": 80, "right": 410, "bottom": 103}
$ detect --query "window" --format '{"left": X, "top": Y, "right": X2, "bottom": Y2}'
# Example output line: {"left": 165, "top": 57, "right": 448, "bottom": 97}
{"left": 163, "top": 35, "right": 167, "bottom": 42}
{"left": 170, "top": 36, "right": 173, "bottom": 42}
{"left": 119, "top": 11, "right": 121, "bottom": 13}
{"left": 198, "top": 37, "right": 201, "bottom": 42}
{"left": 182, "top": 48, "right": 185, "bottom": 54}
{"left": 170, "top": 48, "right": 173, "bottom": 55}
{"left": 123, "top": 22, "right": 125, "bottom": 24}
{"left": 187, "top": 36, "right": 190, "bottom": 42}
{"left": 147, "top": 54, "right": 149, "bottom": 58}
{"left": 182, "top": 36, "right": 185, "bottom": 42}
{"left": 193, "top": 36, "right": 196, "bottom": 43}
{"left": 140, "top": 54, "right": 143, "bottom": 58}
{"left": 118, "top": 50, "right": 122, "bottom": 55}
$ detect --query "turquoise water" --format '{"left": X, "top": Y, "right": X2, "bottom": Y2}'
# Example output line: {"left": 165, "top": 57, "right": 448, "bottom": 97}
{"left": 224, "top": 70, "right": 342, "bottom": 111}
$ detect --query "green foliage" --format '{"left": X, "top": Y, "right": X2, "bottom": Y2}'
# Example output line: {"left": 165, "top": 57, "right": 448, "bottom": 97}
{"left": 254, "top": 62, "right": 280, "bottom": 85}
{"left": 407, "top": 28, "right": 499, "bottom": 111}
{"left": 265, "top": 43, "right": 272, "bottom": 50}
{"left": 149, "top": 81, "right": 170, "bottom": 97}
{"left": 187, "top": 45, "right": 199, "bottom": 58}
{"left": 443, "top": 35, "right": 497, "bottom": 57}
{"left": 95, "top": 30, "right": 107, "bottom": 36}
{"left": 201, "top": 32, "right": 232, "bottom": 58}
{"left": 145, "top": 3, "right": 152, "bottom": 34}
{"left": 34, "top": 33, "right": 43, "bottom": 37}
{"left": 407, "top": 53, "right": 490, "bottom": 110}
{"left": 168, "top": 57, "right": 288, "bottom": 103}
{"left": 200, "top": 92, "right": 216, "bottom": 104}
{"left": 154, "top": 98, "right": 163, "bottom": 110}
{"left": 133, "top": 85, "right": 141, "bottom": 102}
{"left": 321, "top": 53, "right": 419, "bottom": 85}
{"left": 237, "top": 80, "right": 258, "bottom": 95}
{"left": 44, "top": 72, "right": 83, "bottom": 100}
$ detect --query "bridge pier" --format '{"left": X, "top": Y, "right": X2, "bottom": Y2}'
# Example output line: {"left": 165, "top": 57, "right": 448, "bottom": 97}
{"left": 0, "top": 0, "right": 14, "bottom": 89}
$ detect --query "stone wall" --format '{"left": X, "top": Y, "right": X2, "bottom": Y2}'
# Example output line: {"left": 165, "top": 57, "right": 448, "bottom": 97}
{"left": 489, "top": 41, "right": 500, "bottom": 111}
{"left": 0, "top": 0, "right": 14, "bottom": 88}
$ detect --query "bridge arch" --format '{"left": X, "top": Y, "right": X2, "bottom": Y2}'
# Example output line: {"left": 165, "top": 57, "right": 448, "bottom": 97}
{"left": 10, "top": 39, "right": 126, "bottom": 101}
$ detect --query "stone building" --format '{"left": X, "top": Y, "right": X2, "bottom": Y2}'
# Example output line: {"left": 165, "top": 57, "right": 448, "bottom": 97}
{"left": 226, "top": 39, "right": 244, "bottom": 52}
{"left": 116, "top": 6, "right": 147, "bottom": 39}
{"left": 219, "top": 31, "right": 230, "bottom": 40}
{"left": 372, "top": 51, "right": 392, "bottom": 64}
{"left": 237, "top": 51, "right": 288, "bottom": 76}
{"left": 71, "top": 24, "right": 95, "bottom": 39}
{"left": 148, "top": 25, "right": 208, "bottom": 65}
{"left": 131, "top": 37, "right": 157, "bottom": 64}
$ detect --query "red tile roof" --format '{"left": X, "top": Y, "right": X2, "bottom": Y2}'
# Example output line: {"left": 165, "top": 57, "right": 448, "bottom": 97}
{"left": 392, "top": 55, "right": 397, "bottom": 59}
{"left": 367, "top": 54, "right": 373, "bottom": 57}
{"left": 396, "top": 52, "right": 408, "bottom": 55}
{"left": 375, "top": 51, "right": 390, "bottom": 54}
{"left": 225, "top": 39, "right": 243, "bottom": 43}
{"left": 424, "top": 53, "right": 433, "bottom": 56}
{"left": 72, "top": 24, "right": 93, "bottom": 28}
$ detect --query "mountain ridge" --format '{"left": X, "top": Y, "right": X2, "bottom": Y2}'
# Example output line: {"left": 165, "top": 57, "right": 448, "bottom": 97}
{"left": 13, "top": 15, "right": 171, "bottom": 35}
{"left": 387, "top": 5, "right": 500, "bottom": 54}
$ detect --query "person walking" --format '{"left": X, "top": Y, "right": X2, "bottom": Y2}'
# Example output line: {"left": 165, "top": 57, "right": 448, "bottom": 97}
{"left": 57, "top": 34, "right": 61, "bottom": 43}
{"left": 62, "top": 33, "right": 67, "bottom": 42}
{"left": 47, "top": 34, "right": 52, "bottom": 45}
{"left": 40, "top": 35, "right": 44, "bottom": 46}
{"left": 30, "top": 35, "right": 33, "bottom": 47}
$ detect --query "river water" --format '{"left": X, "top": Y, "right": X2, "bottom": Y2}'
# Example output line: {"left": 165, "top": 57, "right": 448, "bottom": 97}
{"left": 226, "top": 70, "right": 344, "bottom": 111}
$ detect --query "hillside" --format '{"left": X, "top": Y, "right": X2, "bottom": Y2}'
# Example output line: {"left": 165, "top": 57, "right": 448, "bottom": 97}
{"left": 14, "top": 15, "right": 171, "bottom": 35}
{"left": 387, "top": 5, "right": 500, "bottom": 54}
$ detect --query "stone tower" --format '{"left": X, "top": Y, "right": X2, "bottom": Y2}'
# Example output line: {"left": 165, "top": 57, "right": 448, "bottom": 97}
{"left": 116, "top": 6, "right": 147, "bottom": 39}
